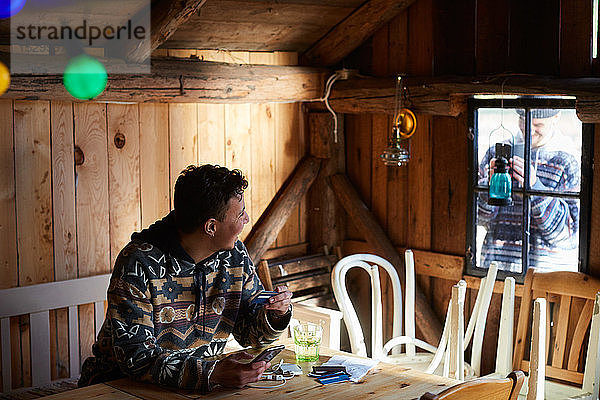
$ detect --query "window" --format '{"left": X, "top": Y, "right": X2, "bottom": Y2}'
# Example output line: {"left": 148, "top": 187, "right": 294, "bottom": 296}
{"left": 466, "top": 97, "right": 593, "bottom": 282}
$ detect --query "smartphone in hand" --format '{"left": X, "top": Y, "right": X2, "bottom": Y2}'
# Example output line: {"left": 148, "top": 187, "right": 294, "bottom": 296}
{"left": 252, "top": 345, "right": 285, "bottom": 364}
{"left": 251, "top": 291, "right": 278, "bottom": 305}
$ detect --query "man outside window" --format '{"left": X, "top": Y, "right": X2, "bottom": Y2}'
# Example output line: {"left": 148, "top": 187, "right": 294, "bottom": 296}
{"left": 478, "top": 109, "right": 580, "bottom": 272}
{"left": 79, "top": 165, "right": 292, "bottom": 392}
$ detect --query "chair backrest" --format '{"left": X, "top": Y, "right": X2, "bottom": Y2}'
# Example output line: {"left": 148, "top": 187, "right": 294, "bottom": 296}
{"left": 331, "top": 253, "right": 404, "bottom": 359}
{"left": 333, "top": 252, "right": 501, "bottom": 371}
{"left": 420, "top": 371, "right": 525, "bottom": 400}
{"left": 513, "top": 268, "right": 600, "bottom": 388}
{"left": 527, "top": 298, "right": 547, "bottom": 400}
{"left": 494, "top": 277, "right": 516, "bottom": 377}
{"left": 0, "top": 274, "right": 110, "bottom": 391}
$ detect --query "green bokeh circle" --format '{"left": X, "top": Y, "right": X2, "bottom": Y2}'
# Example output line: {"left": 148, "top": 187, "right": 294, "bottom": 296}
{"left": 63, "top": 55, "right": 107, "bottom": 100}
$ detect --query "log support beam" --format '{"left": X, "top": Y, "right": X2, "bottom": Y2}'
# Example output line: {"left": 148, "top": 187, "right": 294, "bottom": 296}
{"left": 308, "top": 112, "right": 345, "bottom": 252}
{"left": 126, "top": 0, "right": 208, "bottom": 63}
{"left": 322, "top": 75, "right": 600, "bottom": 122}
{"left": 301, "top": 0, "right": 417, "bottom": 67}
{"left": 245, "top": 156, "right": 321, "bottom": 262}
{"left": 330, "top": 173, "right": 443, "bottom": 346}
{"left": 5, "top": 59, "right": 327, "bottom": 103}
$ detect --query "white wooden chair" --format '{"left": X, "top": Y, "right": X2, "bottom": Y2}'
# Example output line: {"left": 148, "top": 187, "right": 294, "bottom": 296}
{"left": 523, "top": 294, "right": 600, "bottom": 400}
{"left": 514, "top": 268, "right": 600, "bottom": 400}
{"left": 0, "top": 274, "right": 110, "bottom": 392}
{"left": 331, "top": 252, "right": 499, "bottom": 380}
{"left": 331, "top": 252, "right": 434, "bottom": 362}
{"left": 481, "top": 276, "right": 517, "bottom": 380}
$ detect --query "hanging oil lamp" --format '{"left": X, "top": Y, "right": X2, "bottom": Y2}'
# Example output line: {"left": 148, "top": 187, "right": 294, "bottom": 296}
{"left": 380, "top": 76, "right": 417, "bottom": 166}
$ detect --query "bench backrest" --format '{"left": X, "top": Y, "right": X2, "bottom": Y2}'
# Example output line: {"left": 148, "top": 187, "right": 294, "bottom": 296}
{"left": 0, "top": 274, "right": 110, "bottom": 391}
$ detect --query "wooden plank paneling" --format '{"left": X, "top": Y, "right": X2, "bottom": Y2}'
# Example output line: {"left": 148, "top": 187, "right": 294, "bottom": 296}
{"left": 0, "top": 99, "right": 17, "bottom": 291}
{"left": 14, "top": 100, "right": 53, "bottom": 286}
{"left": 74, "top": 103, "right": 110, "bottom": 277}
{"left": 9, "top": 317, "right": 20, "bottom": 388}
{"left": 275, "top": 52, "right": 302, "bottom": 247}
{"left": 225, "top": 52, "right": 253, "bottom": 240}
{"left": 386, "top": 166, "right": 408, "bottom": 246}
{"left": 384, "top": 6, "right": 408, "bottom": 249}
{"left": 475, "top": 0, "right": 510, "bottom": 74}
{"left": 407, "top": 0, "right": 433, "bottom": 76}
{"left": 74, "top": 102, "right": 109, "bottom": 367}
{"left": 387, "top": 11, "right": 408, "bottom": 74}
{"left": 433, "top": 0, "right": 475, "bottom": 75}
{"left": 298, "top": 104, "right": 308, "bottom": 244}
{"left": 165, "top": 0, "right": 360, "bottom": 52}
{"left": 407, "top": 115, "right": 432, "bottom": 249}
{"left": 371, "top": 115, "right": 389, "bottom": 232}
{"left": 107, "top": 104, "right": 141, "bottom": 267}
{"left": 197, "top": 104, "right": 226, "bottom": 166}
{"left": 169, "top": 103, "right": 198, "bottom": 206}
{"left": 197, "top": 50, "right": 226, "bottom": 167}
{"left": 431, "top": 115, "right": 468, "bottom": 255}
{"left": 51, "top": 101, "right": 77, "bottom": 281}
{"left": 509, "top": 0, "right": 560, "bottom": 74}
{"left": 559, "top": 0, "right": 592, "bottom": 76}
{"left": 18, "top": 315, "right": 30, "bottom": 388}
{"left": 307, "top": 112, "right": 345, "bottom": 253}
{"left": 345, "top": 114, "right": 372, "bottom": 231}
{"left": 50, "top": 101, "right": 77, "bottom": 381}
{"left": 372, "top": 24, "right": 390, "bottom": 77}
{"left": 250, "top": 52, "right": 276, "bottom": 231}
{"left": 139, "top": 104, "right": 170, "bottom": 228}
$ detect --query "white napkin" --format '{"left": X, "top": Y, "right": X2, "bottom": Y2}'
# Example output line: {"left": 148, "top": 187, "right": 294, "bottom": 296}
{"left": 322, "top": 355, "right": 379, "bottom": 382}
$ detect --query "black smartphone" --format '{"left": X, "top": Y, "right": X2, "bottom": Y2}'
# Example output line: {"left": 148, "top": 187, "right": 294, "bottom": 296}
{"left": 495, "top": 143, "right": 512, "bottom": 160}
{"left": 252, "top": 345, "right": 285, "bottom": 363}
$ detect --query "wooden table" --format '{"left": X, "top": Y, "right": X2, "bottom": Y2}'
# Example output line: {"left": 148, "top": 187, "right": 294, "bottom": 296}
{"left": 43, "top": 347, "right": 459, "bottom": 399}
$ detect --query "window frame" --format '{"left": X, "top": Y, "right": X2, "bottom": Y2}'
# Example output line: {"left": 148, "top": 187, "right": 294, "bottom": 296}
{"left": 465, "top": 97, "right": 594, "bottom": 283}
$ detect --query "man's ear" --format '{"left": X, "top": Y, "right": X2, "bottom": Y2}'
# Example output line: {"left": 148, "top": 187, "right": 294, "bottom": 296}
{"left": 204, "top": 219, "right": 217, "bottom": 237}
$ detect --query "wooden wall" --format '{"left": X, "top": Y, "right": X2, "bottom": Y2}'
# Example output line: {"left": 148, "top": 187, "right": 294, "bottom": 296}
{"left": 0, "top": 51, "right": 306, "bottom": 391}
{"left": 340, "top": 0, "right": 600, "bottom": 373}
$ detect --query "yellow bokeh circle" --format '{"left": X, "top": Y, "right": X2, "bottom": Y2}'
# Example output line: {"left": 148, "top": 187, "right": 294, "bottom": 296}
{"left": 0, "top": 62, "right": 10, "bottom": 96}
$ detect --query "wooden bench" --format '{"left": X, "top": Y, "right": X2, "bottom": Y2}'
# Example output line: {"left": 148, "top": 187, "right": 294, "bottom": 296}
{"left": 0, "top": 274, "right": 110, "bottom": 392}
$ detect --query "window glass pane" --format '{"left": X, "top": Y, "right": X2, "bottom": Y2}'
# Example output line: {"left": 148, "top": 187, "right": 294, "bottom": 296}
{"left": 476, "top": 191, "right": 523, "bottom": 273}
{"left": 477, "top": 108, "right": 523, "bottom": 188}
{"left": 527, "top": 196, "right": 579, "bottom": 272}
{"left": 526, "top": 109, "right": 581, "bottom": 193}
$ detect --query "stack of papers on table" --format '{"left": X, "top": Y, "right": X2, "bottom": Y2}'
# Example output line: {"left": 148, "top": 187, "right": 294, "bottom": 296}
{"left": 321, "top": 355, "right": 379, "bottom": 382}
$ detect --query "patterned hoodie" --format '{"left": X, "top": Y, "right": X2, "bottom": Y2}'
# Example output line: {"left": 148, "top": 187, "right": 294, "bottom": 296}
{"left": 78, "top": 211, "right": 290, "bottom": 392}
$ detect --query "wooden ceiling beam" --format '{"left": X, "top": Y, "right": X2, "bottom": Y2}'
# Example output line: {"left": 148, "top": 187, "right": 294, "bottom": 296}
{"left": 126, "top": 0, "right": 208, "bottom": 63}
{"left": 4, "top": 58, "right": 328, "bottom": 103}
{"left": 301, "top": 0, "right": 417, "bottom": 67}
{"left": 322, "top": 75, "right": 600, "bottom": 122}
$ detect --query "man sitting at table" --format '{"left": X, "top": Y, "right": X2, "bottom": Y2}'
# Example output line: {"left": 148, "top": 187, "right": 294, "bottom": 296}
{"left": 79, "top": 165, "right": 292, "bottom": 392}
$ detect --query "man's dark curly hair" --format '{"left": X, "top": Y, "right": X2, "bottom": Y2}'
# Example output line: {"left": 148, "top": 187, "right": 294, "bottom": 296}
{"left": 174, "top": 164, "right": 248, "bottom": 233}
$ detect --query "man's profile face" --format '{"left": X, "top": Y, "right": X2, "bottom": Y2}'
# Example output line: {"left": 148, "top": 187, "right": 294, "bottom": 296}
{"left": 213, "top": 194, "right": 249, "bottom": 250}
{"left": 518, "top": 114, "right": 559, "bottom": 148}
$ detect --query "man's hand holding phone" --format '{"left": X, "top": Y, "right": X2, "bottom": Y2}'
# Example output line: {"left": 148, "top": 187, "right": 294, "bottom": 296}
{"left": 210, "top": 345, "right": 285, "bottom": 388}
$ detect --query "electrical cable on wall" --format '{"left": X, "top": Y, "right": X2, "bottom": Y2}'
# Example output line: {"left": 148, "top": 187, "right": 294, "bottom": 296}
{"left": 320, "top": 69, "right": 356, "bottom": 144}
{"left": 321, "top": 72, "right": 341, "bottom": 143}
